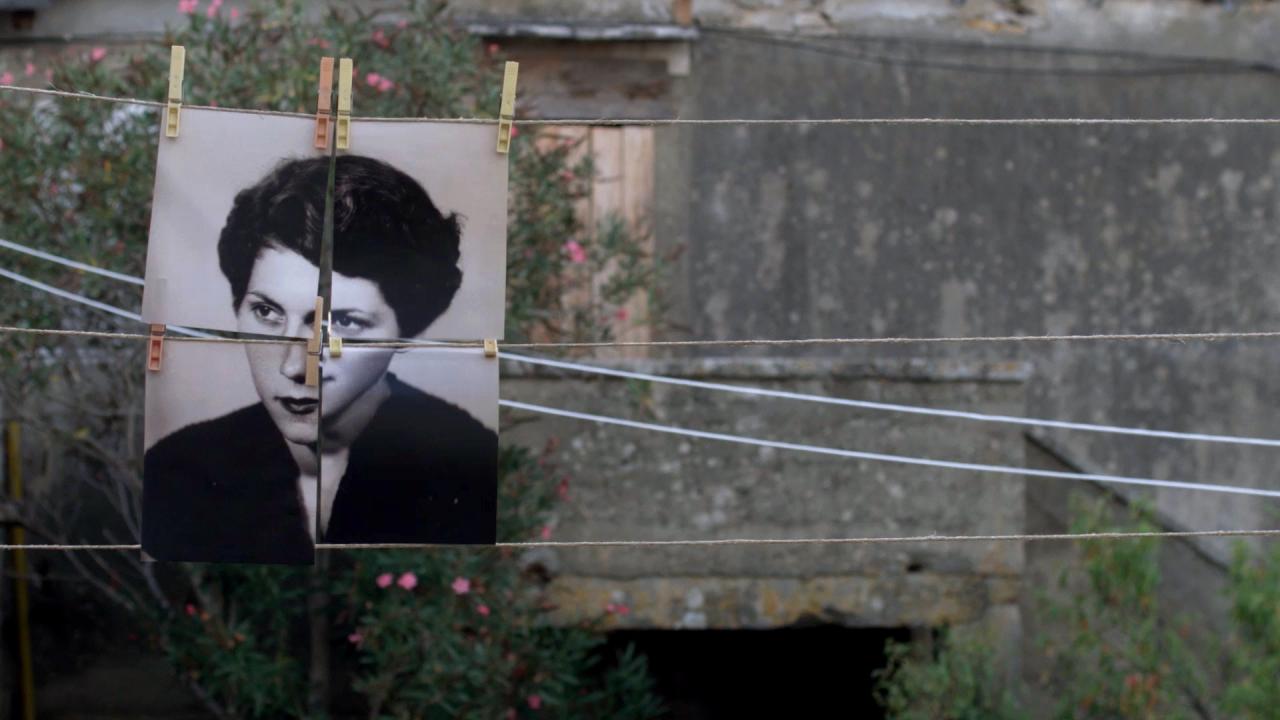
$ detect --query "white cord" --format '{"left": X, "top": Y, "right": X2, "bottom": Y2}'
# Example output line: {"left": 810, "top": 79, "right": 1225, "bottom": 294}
{"left": 4, "top": 243, "right": 1280, "bottom": 450}
{"left": 0, "top": 268, "right": 210, "bottom": 338}
{"left": 499, "top": 399, "right": 1280, "bottom": 499}
{"left": 2, "top": 262, "right": 1277, "bottom": 500}
{"left": 0, "top": 239, "right": 145, "bottom": 286}
{"left": 501, "top": 352, "right": 1280, "bottom": 449}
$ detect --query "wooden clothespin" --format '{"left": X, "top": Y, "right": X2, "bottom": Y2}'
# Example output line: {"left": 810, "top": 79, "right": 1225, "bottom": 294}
{"left": 495, "top": 61, "right": 519, "bottom": 154}
{"left": 314, "top": 57, "right": 334, "bottom": 150}
{"left": 335, "top": 58, "right": 353, "bottom": 150}
{"left": 305, "top": 297, "right": 324, "bottom": 387}
{"left": 327, "top": 312, "right": 343, "bottom": 358}
{"left": 483, "top": 339, "right": 498, "bottom": 359}
{"left": 147, "top": 324, "right": 166, "bottom": 371}
{"left": 165, "top": 46, "right": 185, "bottom": 138}
{"left": 673, "top": 0, "right": 693, "bottom": 26}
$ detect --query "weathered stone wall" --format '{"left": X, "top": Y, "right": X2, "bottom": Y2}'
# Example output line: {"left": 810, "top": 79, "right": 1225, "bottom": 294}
{"left": 502, "top": 358, "right": 1029, "bottom": 632}
{"left": 3, "top": 0, "right": 1278, "bottom": 712}
{"left": 651, "top": 21, "right": 1280, "bottom": 568}
{"left": 13, "top": 0, "right": 1280, "bottom": 61}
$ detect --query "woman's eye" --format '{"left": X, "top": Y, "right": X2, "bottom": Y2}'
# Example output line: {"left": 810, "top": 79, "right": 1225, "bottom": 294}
{"left": 251, "top": 303, "right": 282, "bottom": 324}
{"left": 333, "top": 313, "right": 369, "bottom": 330}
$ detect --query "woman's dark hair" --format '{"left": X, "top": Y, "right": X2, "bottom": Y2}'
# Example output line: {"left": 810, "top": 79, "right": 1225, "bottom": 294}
{"left": 217, "top": 155, "right": 463, "bottom": 337}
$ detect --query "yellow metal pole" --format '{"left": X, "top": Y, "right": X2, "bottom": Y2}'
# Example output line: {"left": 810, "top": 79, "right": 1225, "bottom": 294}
{"left": 6, "top": 421, "right": 35, "bottom": 720}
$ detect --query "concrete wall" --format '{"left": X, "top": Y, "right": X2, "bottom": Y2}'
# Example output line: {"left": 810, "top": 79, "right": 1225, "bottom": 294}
{"left": 502, "top": 358, "right": 1028, "bottom": 633}
{"left": 653, "top": 22, "right": 1280, "bottom": 569}
{"left": 10, "top": 0, "right": 1280, "bottom": 64}
{"left": 3, "top": 0, "right": 1278, "bottom": 711}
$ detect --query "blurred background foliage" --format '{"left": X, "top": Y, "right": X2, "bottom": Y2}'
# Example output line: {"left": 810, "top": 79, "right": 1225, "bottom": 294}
{"left": 0, "top": 0, "right": 663, "bottom": 718}
{"left": 874, "top": 497, "right": 1280, "bottom": 720}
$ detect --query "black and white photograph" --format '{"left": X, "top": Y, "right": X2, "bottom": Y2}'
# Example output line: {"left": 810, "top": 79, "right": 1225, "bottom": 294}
{"left": 139, "top": 108, "right": 505, "bottom": 564}
{"left": 141, "top": 109, "right": 509, "bottom": 340}
{"left": 142, "top": 339, "right": 498, "bottom": 565}
{"left": 140, "top": 108, "right": 323, "bottom": 337}
{"left": 339, "top": 119, "right": 509, "bottom": 340}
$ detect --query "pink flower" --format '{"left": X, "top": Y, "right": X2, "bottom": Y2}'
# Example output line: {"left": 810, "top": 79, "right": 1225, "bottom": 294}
{"left": 24, "top": 63, "right": 35, "bottom": 77}
{"left": 614, "top": 307, "right": 630, "bottom": 322}
{"left": 487, "top": 43, "right": 500, "bottom": 56}
{"left": 177, "top": 0, "right": 198, "bottom": 14}
{"left": 564, "top": 241, "right": 587, "bottom": 265}
{"left": 396, "top": 572, "right": 418, "bottom": 590}
{"left": 206, "top": 0, "right": 222, "bottom": 17}
{"left": 0, "top": 72, "right": 12, "bottom": 85}
{"left": 396, "top": 19, "right": 409, "bottom": 29}
{"left": 377, "top": 77, "right": 394, "bottom": 93}
{"left": 347, "top": 631, "right": 363, "bottom": 645}
{"left": 510, "top": 125, "right": 520, "bottom": 138}
{"left": 557, "top": 477, "right": 571, "bottom": 500}
{"left": 477, "top": 604, "right": 491, "bottom": 617}
{"left": 184, "top": 603, "right": 196, "bottom": 616}
{"left": 230, "top": 7, "right": 239, "bottom": 19}
{"left": 527, "top": 694, "right": 543, "bottom": 710}
{"left": 540, "top": 525, "right": 553, "bottom": 541}
{"left": 375, "top": 572, "right": 393, "bottom": 589}
{"left": 365, "top": 72, "right": 382, "bottom": 87}
{"left": 371, "top": 29, "right": 390, "bottom": 49}
{"left": 451, "top": 576, "right": 471, "bottom": 595}
{"left": 90, "top": 47, "right": 107, "bottom": 62}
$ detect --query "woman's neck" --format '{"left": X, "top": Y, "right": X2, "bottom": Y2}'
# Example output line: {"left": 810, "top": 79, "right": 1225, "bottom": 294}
{"left": 297, "top": 449, "right": 350, "bottom": 541}
{"left": 281, "top": 375, "right": 393, "bottom": 471}
{"left": 322, "top": 375, "right": 392, "bottom": 450}
{"left": 281, "top": 377, "right": 392, "bottom": 541}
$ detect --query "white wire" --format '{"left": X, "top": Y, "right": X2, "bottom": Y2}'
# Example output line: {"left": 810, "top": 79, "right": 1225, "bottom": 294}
{"left": 500, "top": 352, "right": 1280, "bottom": 449}
{"left": 0, "top": 239, "right": 145, "bottom": 286}
{"left": 3, "top": 260, "right": 1277, "bottom": 500}
{"left": 4, "top": 238, "right": 1280, "bottom": 450}
{"left": 499, "top": 399, "right": 1280, "bottom": 499}
{"left": 0, "top": 267, "right": 211, "bottom": 338}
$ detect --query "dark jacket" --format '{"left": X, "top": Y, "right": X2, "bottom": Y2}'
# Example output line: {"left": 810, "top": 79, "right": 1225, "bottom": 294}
{"left": 142, "top": 375, "right": 497, "bottom": 564}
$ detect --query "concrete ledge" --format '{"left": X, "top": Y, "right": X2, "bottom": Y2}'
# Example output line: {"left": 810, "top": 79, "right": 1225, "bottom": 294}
{"left": 465, "top": 21, "right": 698, "bottom": 42}
{"left": 502, "top": 356, "right": 1033, "bottom": 382}
{"left": 545, "top": 574, "right": 1019, "bottom": 629}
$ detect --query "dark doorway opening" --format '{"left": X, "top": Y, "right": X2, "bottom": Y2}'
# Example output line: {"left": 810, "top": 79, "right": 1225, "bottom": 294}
{"left": 602, "top": 625, "right": 910, "bottom": 720}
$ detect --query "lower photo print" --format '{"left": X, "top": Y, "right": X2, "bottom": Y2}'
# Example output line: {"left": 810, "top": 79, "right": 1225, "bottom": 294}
{"left": 142, "top": 340, "right": 497, "bottom": 564}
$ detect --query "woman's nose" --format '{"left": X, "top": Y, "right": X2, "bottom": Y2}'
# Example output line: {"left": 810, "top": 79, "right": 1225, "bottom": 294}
{"left": 279, "top": 339, "right": 308, "bottom": 383}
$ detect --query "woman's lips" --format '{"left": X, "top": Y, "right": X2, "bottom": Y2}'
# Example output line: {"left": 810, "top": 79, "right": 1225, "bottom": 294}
{"left": 277, "top": 396, "right": 319, "bottom": 416}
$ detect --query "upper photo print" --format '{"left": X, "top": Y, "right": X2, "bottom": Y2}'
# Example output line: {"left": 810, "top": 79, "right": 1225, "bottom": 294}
{"left": 141, "top": 108, "right": 323, "bottom": 337}
{"left": 335, "top": 120, "right": 508, "bottom": 341}
{"left": 141, "top": 109, "right": 509, "bottom": 341}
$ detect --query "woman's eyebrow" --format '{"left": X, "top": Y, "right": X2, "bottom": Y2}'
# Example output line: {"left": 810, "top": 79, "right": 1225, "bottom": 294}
{"left": 245, "top": 290, "right": 285, "bottom": 310}
{"left": 331, "top": 307, "right": 377, "bottom": 317}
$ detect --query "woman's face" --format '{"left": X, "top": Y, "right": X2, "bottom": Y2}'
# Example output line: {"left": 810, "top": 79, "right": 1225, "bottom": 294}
{"left": 236, "top": 246, "right": 401, "bottom": 445}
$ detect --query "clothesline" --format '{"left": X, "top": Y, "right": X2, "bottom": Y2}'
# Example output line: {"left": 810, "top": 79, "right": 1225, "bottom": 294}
{"left": 6, "top": 242, "right": 1280, "bottom": 450}
{"left": 7, "top": 82, "right": 1280, "bottom": 125}
{"left": 4, "top": 264, "right": 1279, "bottom": 501}
{"left": 2, "top": 528, "right": 1279, "bottom": 552}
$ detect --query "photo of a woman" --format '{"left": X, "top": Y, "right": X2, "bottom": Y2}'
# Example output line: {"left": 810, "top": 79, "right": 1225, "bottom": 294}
{"left": 142, "top": 156, "right": 498, "bottom": 565}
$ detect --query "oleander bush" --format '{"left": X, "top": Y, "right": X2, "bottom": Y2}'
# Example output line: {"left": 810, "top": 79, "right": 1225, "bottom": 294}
{"left": 874, "top": 496, "right": 1280, "bottom": 720}
{"left": 0, "top": 1, "right": 663, "bottom": 717}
